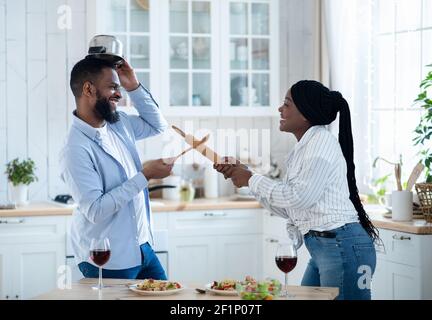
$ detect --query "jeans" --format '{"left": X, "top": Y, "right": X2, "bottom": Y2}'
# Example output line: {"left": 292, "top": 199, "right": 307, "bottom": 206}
{"left": 78, "top": 242, "right": 167, "bottom": 280}
{"left": 301, "top": 223, "right": 376, "bottom": 300}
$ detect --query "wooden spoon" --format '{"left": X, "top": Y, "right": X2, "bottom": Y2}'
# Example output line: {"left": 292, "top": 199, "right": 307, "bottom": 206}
{"left": 406, "top": 162, "right": 425, "bottom": 191}
{"left": 172, "top": 125, "right": 222, "bottom": 163}
{"left": 395, "top": 164, "right": 402, "bottom": 191}
{"left": 173, "top": 134, "right": 210, "bottom": 161}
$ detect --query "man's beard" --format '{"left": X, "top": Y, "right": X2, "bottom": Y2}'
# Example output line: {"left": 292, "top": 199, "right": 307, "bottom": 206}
{"left": 94, "top": 92, "right": 120, "bottom": 124}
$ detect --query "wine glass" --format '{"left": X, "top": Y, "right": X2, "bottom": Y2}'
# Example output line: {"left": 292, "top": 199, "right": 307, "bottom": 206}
{"left": 275, "top": 241, "right": 297, "bottom": 298}
{"left": 89, "top": 238, "right": 111, "bottom": 290}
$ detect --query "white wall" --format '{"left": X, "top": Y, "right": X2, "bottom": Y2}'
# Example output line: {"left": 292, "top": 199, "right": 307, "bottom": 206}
{"left": 0, "top": 0, "right": 317, "bottom": 203}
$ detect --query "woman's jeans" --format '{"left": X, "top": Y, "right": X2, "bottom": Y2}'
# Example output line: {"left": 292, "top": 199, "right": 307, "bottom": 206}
{"left": 301, "top": 222, "right": 376, "bottom": 300}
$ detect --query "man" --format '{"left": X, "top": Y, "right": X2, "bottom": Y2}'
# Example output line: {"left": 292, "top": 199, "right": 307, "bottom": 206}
{"left": 60, "top": 57, "right": 173, "bottom": 280}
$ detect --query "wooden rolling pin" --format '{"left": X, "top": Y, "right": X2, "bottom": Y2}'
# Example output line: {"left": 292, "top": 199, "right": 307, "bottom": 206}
{"left": 172, "top": 125, "right": 223, "bottom": 163}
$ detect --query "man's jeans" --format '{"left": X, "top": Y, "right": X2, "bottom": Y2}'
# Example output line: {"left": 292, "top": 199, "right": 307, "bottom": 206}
{"left": 78, "top": 242, "right": 167, "bottom": 280}
{"left": 301, "top": 222, "right": 377, "bottom": 300}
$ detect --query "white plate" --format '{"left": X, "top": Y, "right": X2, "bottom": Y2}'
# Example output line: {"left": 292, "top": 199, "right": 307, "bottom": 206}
{"left": 205, "top": 283, "right": 238, "bottom": 296}
{"left": 128, "top": 283, "right": 184, "bottom": 296}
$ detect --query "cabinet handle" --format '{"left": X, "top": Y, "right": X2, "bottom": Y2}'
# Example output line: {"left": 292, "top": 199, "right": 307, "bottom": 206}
{"left": 392, "top": 234, "right": 411, "bottom": 241}
{"left": 5, "top": 295, "right": 9, "bottom": 299}
{"left": 15, "top": 295, "right": 19, "bottom": 299}
{"left": 265, "top": 211, "right": 277, "bottom": 217}
{"left": 0, "top": 219, "right": 24, "bottom": 224}
{"left": 204, "top": 212, "right": 227, "bottom": 217}
{"left": 266, "top": 238, "right": 279, "bottom": 243}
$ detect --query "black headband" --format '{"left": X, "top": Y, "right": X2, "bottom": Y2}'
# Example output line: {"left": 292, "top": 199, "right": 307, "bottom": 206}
{"left": 290, "top": 80, "right": 341, "bottom": 126}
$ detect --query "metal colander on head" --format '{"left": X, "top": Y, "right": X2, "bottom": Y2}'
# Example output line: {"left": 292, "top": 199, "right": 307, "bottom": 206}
{"left": 86, "top": 35, "right": 124, "bottom": 65}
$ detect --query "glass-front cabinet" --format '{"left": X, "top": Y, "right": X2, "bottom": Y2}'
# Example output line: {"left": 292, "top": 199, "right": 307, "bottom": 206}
{"left": 87, "top": 0, "right": 279, "bottom": 116}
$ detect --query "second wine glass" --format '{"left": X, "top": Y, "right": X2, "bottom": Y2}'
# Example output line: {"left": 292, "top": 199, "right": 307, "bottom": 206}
{"left": 89, "top": 237, "right": 111, "bottom": 290}
{"left": 275, "top": 241, "right": 297, "bottom": 298}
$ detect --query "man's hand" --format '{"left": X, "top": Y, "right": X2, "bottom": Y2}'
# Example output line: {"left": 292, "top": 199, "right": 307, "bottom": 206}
{"left": 142, "top": 158, "right": 175, "bottom": 180}
{"left": 115, "top": 59, "right": 140, "bottom": 92}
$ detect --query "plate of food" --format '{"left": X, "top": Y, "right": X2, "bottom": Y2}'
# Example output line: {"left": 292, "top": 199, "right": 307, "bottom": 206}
{"left": 129, "top": 279, "right": 184, "bottom": 296}
{"left": 205, "top": 279, "right": 239, "bottom": 296}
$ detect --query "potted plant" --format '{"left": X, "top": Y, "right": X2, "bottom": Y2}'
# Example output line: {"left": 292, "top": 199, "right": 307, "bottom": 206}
{"left": 413, "top": 64, "right": 432, "bottom": 183}
{"left": 5, "top": 158, "right": 38, "bottom": 206}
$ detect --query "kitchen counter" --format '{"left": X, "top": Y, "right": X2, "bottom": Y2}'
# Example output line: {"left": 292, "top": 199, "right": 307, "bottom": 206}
{"left": 35, "top": 278, "right": 339, "bottom": 300}
{"left": 2, "top": 201, "right": 431, "bottom": 234}
{"left": 368, "top": 212, "right": 432, "bottom": 235}
{"left": 0, "top": 198, "right": 261, "bottom": 217}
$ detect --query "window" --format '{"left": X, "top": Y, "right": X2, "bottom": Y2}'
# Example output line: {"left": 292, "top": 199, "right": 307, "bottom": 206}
{"left": 370, "top": 0, "right": 432, "bottom": 187}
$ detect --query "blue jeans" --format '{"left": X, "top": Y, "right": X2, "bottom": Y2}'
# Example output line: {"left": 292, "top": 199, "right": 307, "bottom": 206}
{"left": 301, "top": 223, "right": 376, "bottom": 300}
{"left": 78, "top": 242, "right": 167, "bottom": 280}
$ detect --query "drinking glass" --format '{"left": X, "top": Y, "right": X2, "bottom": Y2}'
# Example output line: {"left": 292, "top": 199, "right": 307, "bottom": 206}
{"left": 275, "top": 241, "right": 297, "bottom": 298}
{"left": 89, "top": 238, "right": 111, "bottom": 290}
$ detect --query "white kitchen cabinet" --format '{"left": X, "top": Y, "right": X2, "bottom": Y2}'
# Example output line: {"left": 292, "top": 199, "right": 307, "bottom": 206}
{"left": 86, "top": 0, "right": 279, "bottom": 117}
{"left": 0, "top": 216, "right": 67, "bottom": 300}
{"left": 12, "top": 242, "right": 66, "bottom": 300}
{"left": 260, "top": 210, "right": 310, "bottom": 285}
{"left": 217, "top": 234, "right": 261, "bottom": 280}
{"left": 371, "top": 228, "right": 432, "bottom": 300}
{"left": 168, "top": 235, "right": 218, "bottom": 284}
{"left": 0, "top": 246, "right": 12, "bottom": 300}
{"left": 168, "top": 209, "right": 260, "bottom": 237}
{"left": 167, "top": 209, "right": 263, "bottom": 283}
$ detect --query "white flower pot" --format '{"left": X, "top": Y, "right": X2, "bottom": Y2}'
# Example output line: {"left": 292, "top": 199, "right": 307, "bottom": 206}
{"left": 9, "top": 183, "right": 29, "bottom": 206}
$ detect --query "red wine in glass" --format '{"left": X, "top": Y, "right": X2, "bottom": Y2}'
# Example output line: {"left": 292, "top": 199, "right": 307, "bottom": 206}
{"left": 275, "top": 242, "right": 297, "bottom": 298}
{"left": 90, "top": 249, "right": 111, "bottom": 267}
{"left": 275, "top": 256, "right": 297, "bottom": 273}
{"left": 89, "top": 238, "right": 110, "bottom": 290}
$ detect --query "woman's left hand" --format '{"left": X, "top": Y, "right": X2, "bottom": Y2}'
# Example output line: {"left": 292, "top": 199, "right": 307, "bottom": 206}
{"left": 115, "top": 59, "right": 140, "bottom": 91}
{"left": 230, "top": 167, "right": 253, "bottom": 188}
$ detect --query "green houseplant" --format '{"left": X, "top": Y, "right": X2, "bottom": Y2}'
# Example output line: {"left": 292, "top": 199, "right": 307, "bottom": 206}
{"left": 413, "top": 64, "right": 432, "bottom": 183}
{"left": 5, "top": 158, "right": 38, "bottom": 206}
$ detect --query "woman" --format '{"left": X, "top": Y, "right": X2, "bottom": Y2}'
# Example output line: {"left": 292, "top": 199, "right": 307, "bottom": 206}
{"left": 215, "top": 80, "right": 378, "bottom": 300}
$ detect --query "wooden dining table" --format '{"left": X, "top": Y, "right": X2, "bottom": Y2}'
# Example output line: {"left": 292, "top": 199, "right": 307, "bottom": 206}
{"left": 34, "top": 278, "right": 339, "bottom": 300}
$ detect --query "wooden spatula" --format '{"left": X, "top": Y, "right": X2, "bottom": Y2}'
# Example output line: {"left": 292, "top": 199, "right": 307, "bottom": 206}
{"left": 173, "top": 134, "right": 210, "bottom": 161}
{"left": 171, "top": 125, "right": 222, "bottom": 163}
{"left": 406, "top": 162, "right": 425, "bottom": 191}
{"left": 395, "top": 164, "right": 402, "bottom": 191}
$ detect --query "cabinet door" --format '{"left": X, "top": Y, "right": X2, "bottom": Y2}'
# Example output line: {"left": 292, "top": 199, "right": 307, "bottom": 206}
{"left": 388, "top": 262, "right": 421, "bottom": 300}
{"left": 262, "top": 210, "right": 286, "bottom": 238}
{"left": 262, "top": 236, "right": 284, "bottom": 283}
{"left": 0, "top": 246, "right": 12, "bottom": 300}
{"left": 217, "top": 234, "right": 261, "bottom": 280}
{"left": 371, "top": 258, "right": 389, "bottom": 300}
{"left": 87, "top": 0, "right": 153, "bottom": 107}
{"left": 288, "top": 243, "right": 310, "bottom": 286}
{"left": 160, "top": 0, "right": 220, "bottom": 116}
{"left": 13, "top": 242, "right": 66, "bottom": 300}
{"left": 220, "top": 0, "right": 279, "bottom": 116}
{"left": 168, "top": 235, "right": 217, "bottom": 284}
{"left": 261, "top": 235, "right": 310, "bottom": 286}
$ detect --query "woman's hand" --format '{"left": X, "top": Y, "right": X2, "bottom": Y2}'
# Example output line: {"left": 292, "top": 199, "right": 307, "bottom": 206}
{"left": 230, "top": 167, "right": 253, "bottom": 188}
{"left": 115, "top": 59, "right": 140, "bottom": 91}
{"left": 213, "top": 156, "right": 253, "bottom": 187}
{"left": 214, "top": 156, "right": 243, "bottom": 179}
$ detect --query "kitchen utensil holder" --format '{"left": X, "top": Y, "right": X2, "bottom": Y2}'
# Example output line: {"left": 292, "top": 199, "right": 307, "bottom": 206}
{"left": 414, "top": 183, "right": 432, "bottom": 223}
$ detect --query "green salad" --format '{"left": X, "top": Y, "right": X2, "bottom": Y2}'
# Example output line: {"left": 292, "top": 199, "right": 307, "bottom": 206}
{"left": 235, "top": 276, "right": 281, "bottom": 300}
